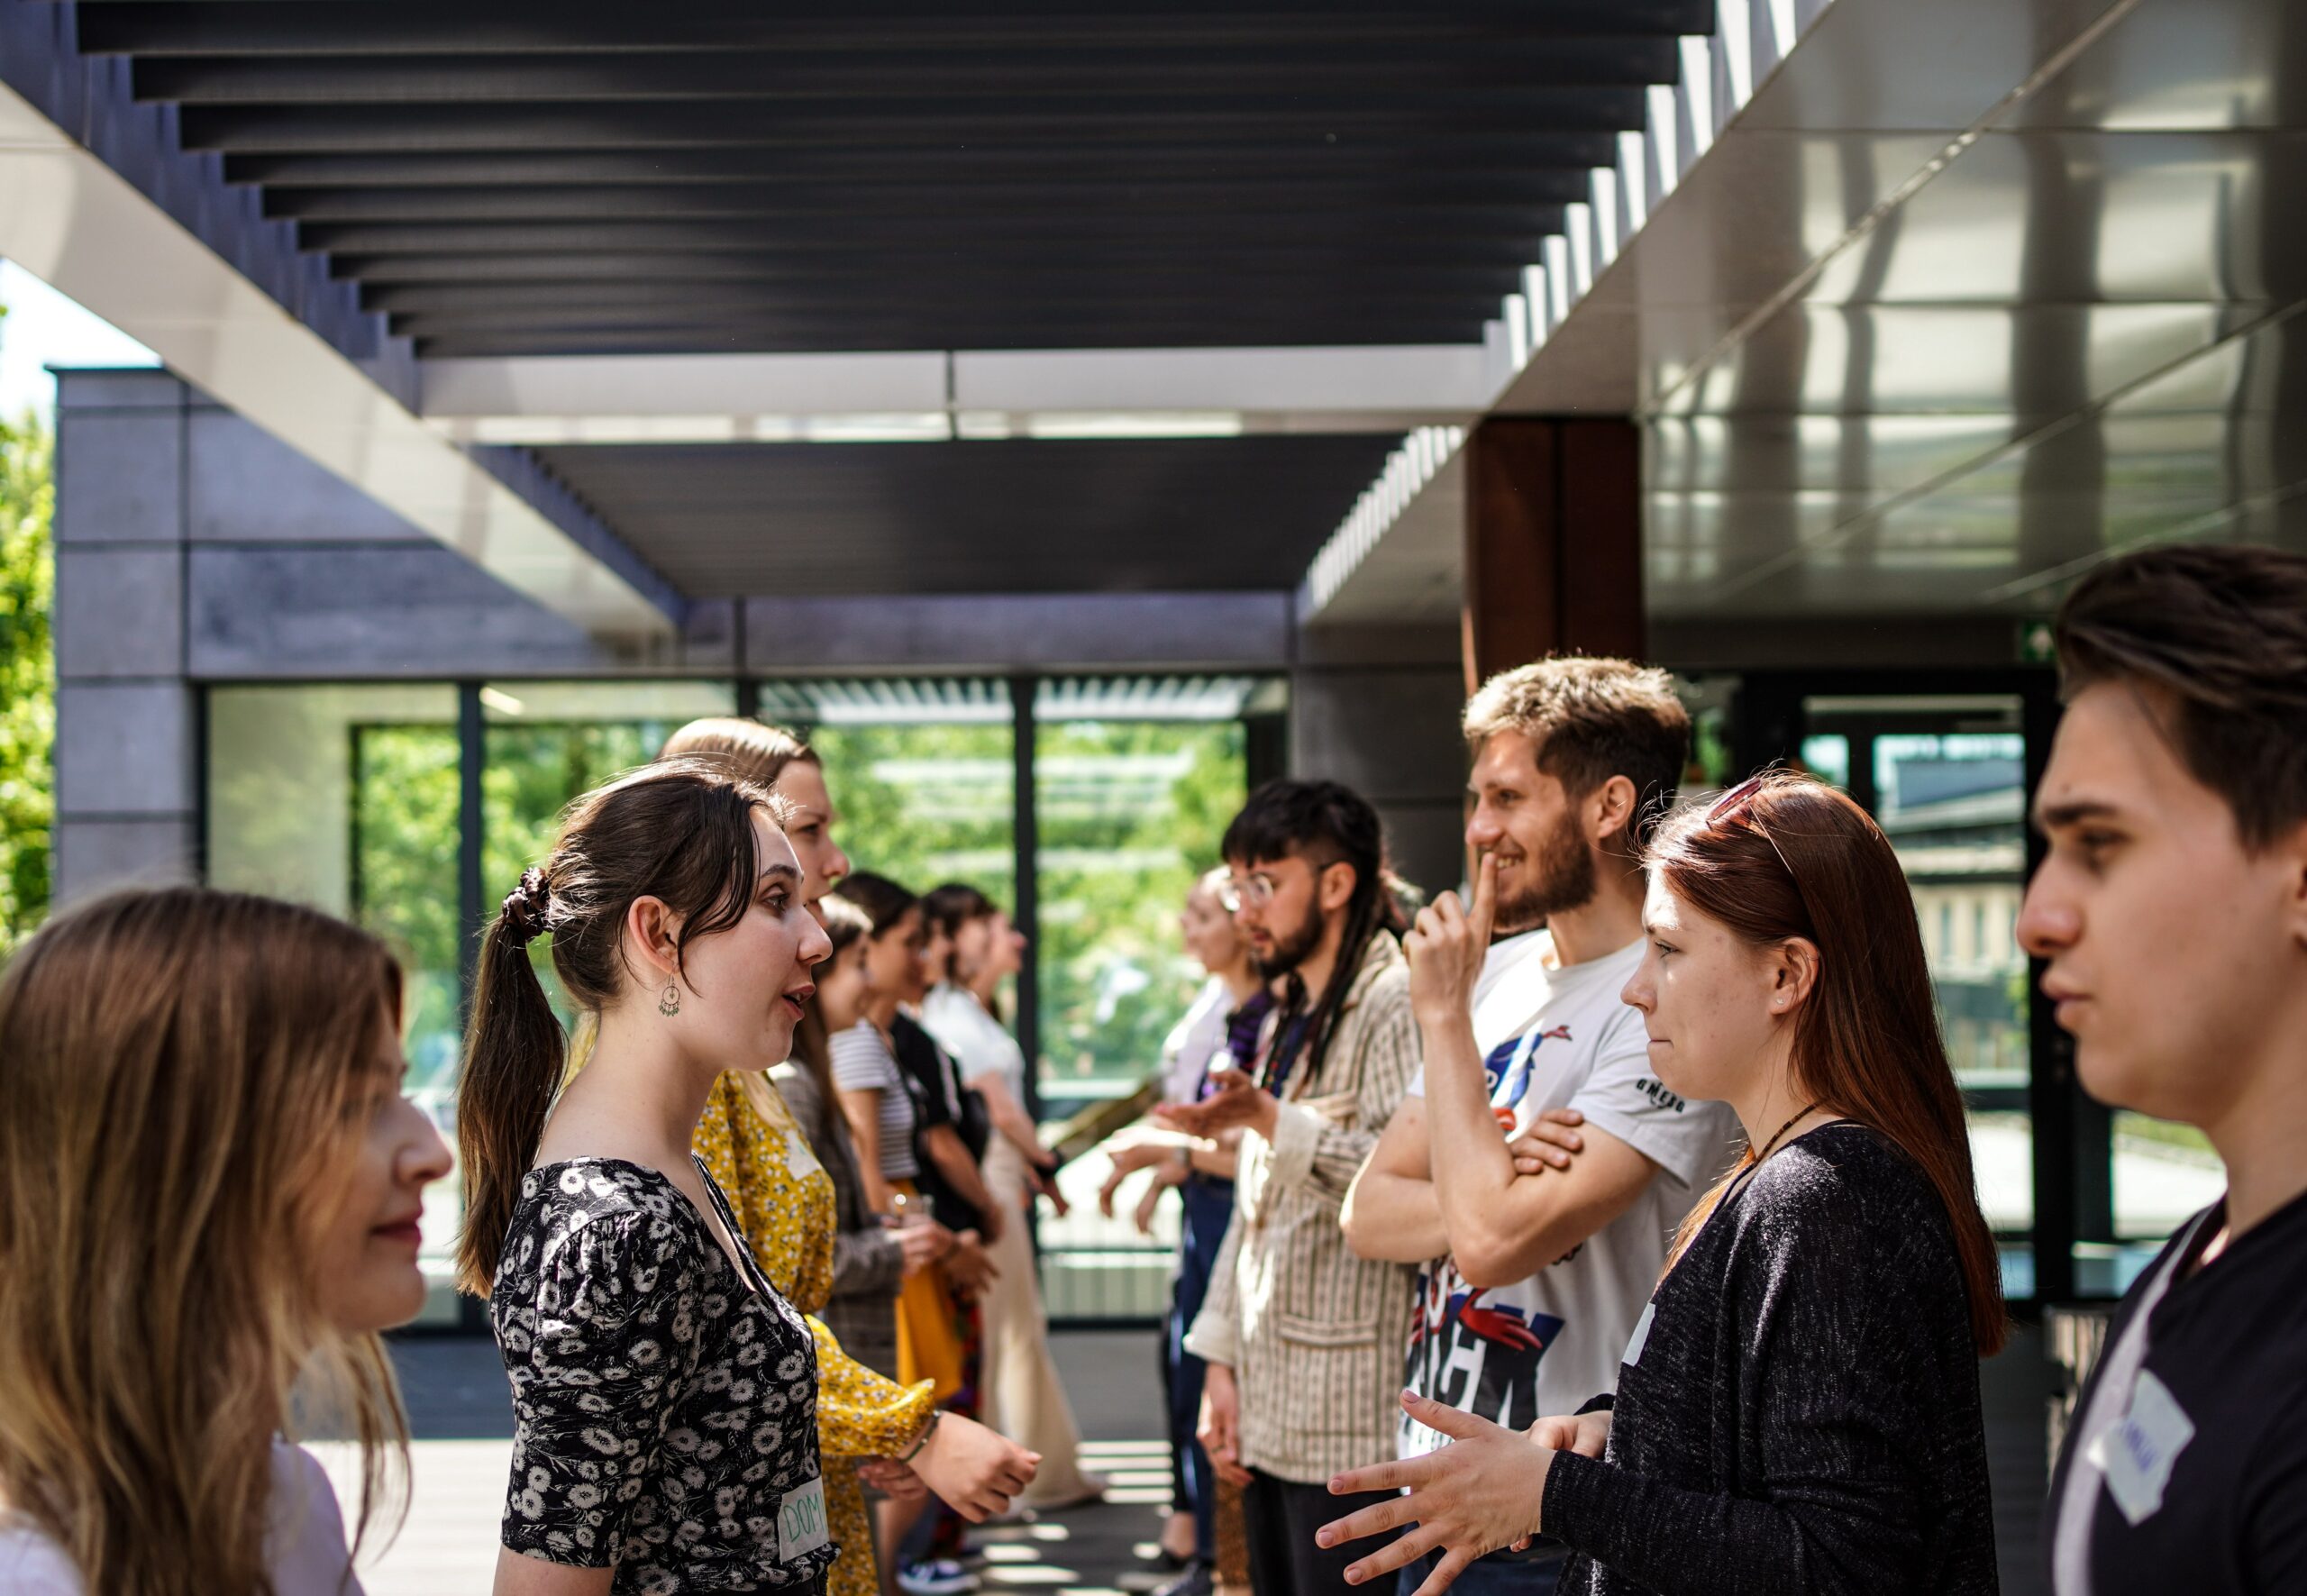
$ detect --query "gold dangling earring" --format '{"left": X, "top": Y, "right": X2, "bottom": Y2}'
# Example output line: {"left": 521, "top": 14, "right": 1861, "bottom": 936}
{"left": 659, "top": 981, "right": 681, "bottom": 1017}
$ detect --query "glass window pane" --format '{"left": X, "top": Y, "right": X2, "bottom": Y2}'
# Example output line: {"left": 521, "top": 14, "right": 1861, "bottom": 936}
{"left": 207, "top": 686, "right": 464, "bottom": 1291}
{"left": 1827, "top": 714, "right": 2033, "bottom": 1300}
{"left": 1034, "top": 716, "right": 1247, "bottom": 1104}
{"left": 1799, "top": 733, "right": 1851, "bottom": 790}
{"left": 805, "top": 719, "right": 1017, "bottom": 907}
{"left": 2112, "top": 1111, "right": 2225, "bottom": 1242}
{"left": 481, "top": 682, "right": 738, "bottom": 1026}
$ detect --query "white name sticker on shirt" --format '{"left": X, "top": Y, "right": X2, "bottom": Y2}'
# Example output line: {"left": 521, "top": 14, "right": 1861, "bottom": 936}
{"left": 783, "top": 1125, "right": 825, "bottom": 1182}
{"left": 1622, "top": 1302, "right": 1656, "bottom": 1369}
{"left": 779, "top": 1474, "right": 830, "bottom": 1562}
{"left": 2087, "top": 1369, "right": 2195, "bottom": 1527}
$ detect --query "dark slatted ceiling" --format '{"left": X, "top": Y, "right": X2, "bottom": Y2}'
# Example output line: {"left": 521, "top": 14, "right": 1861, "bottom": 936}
{"left": 527, "top": 435, "right": 1402, "bottom": 597}
{"left": 75, "top": 0, "right": 1709, "bottom": 356}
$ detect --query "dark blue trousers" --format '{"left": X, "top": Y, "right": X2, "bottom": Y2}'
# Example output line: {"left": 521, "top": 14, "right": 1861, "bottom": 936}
{"left": 1163, "top": 1173, "right": 1235, "bottom": 1564}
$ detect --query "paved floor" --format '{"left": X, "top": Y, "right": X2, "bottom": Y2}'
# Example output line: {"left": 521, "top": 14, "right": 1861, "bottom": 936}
{"left": 331, "top": 1324, "right": 2052, "bottom": 1596}
{"left": 322, "top": 1329, "right": 1180, "bottom": 1596}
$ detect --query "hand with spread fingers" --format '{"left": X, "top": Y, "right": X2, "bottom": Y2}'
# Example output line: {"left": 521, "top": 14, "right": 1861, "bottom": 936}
{"left": 1315, "top": 1391, "right": 1557, "bottom": 1596}
{"left": 1405, "top": 854, "right": 1499, "bottom": 1026}
{"left": 1155, "top": 1065, "right": 1279, "bottom": 1139}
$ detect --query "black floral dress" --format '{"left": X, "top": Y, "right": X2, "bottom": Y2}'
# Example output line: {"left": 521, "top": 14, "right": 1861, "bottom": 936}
{"left": 493, "top": 1156, "right": 838, "bottom": 1594}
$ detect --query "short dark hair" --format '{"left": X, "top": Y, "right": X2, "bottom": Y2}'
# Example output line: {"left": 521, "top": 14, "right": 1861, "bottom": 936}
{"left": 1222, "top": 778, "right": 1381, "bottom": 878}
{"left": 1463, "top": 657, "right": 1691, "bottom": 848}
{"left": 921, "top": 882, "right": 997, "bottom": 944}
{"left": 2055, "top": 544, "right": 2307, "bottom": 851}
{"left": 834, "top": 870, "right": 917, "bottom": 937}
{"left": 1220, "top": 779, "right": 1391, "bottom": 1080}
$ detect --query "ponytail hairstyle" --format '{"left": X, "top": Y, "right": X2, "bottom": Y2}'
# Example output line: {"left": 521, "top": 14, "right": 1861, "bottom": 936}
{"left": 455, "top": 757, "right": 782, "bottom": 1296}
{"left": 1221, "top": 779, "right": 1391, "bottom": 1083}
{"left": 0, "top": 889, "right": 412, "bottom": 1596}
{"left": 1652, "top": 770, "right": 2008, "bottom": 1355}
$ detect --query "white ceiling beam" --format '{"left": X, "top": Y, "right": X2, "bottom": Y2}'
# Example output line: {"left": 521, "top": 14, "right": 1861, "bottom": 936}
{"left": 0, "top": 81, "right": 673, "bottom": 643}
{"left": 419, "top": 343, "right": 1493, "bottom": 444}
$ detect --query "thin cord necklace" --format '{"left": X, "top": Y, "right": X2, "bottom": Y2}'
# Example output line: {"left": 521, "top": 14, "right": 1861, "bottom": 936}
{"left": 1753, "top": 1099, "right": 1825, "bottom": 1164}
{"left": 1721, "top": 1099, "right": 1828, "bottom": 1209}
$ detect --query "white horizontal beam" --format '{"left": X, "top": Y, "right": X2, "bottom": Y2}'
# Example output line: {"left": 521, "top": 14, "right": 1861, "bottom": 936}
{"left": 0, "top": 81, "right": 672, "bottom": 643}
{"left": 419, "top": 344, "right": 1492, "bottom": 444}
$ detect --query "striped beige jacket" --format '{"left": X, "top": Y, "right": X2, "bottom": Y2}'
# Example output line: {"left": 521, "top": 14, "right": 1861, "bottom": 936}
{"left": 1183, "top": 930, "right": 1420, "bottom": 1482}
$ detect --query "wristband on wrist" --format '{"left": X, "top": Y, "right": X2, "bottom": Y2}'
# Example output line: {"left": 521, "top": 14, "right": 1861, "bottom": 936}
{"left": 899, "top": 1409, "right": 943, "bottom": 1463}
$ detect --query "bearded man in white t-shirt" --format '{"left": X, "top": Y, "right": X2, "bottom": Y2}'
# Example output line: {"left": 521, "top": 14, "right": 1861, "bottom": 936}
{"left": 1342, "top": 658, "right": 1739, "bottom": 1596}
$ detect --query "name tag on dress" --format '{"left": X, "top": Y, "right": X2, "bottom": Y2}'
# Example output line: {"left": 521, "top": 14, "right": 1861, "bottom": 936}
{"left": 783, "top": 1126, "right": 825, "bottom": 1181}
{"left": 2088, "top": 1369, "right": 2195, "bottom": 1526}
{"left": 1622, "top": 1302, "right": 1656, "bottom": 1368}
{"left": 779, "top": 1475, "right": 831, "bottom": 1561}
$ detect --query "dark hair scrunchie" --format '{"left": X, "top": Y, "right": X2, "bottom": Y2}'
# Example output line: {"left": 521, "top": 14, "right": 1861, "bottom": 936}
{"left": 501, "top": 867, "right": 552, "bottom": 944}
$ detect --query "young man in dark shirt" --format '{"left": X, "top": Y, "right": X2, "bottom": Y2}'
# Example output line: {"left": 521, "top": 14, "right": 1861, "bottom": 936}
{"left": 2020, "top": 545, "right": 2307, "bottom": 1595}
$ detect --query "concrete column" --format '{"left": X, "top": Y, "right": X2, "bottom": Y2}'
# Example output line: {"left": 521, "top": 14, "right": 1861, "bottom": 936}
{"left": 1462, "top": 417, "right": 1646, "bottom": 692}
{"left": 50, "top": 372, "right": 201, "bottom": 904}
{"left": 1288, "top": 621, "right": 1467, "bottom": 901}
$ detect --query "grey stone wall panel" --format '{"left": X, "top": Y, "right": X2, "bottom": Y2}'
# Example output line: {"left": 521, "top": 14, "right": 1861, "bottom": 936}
{"left": 187, "top": 545, "right": 612, "bottom": 679}
{"left": 52, "top": 818, "right": 198, "bottom": 908}
{"left": 186, "top": 409, "right": 435, "bottom": 545}
{"left": 55, "top": 546, "right": 184, "bottom": 679}
{"left": 52, "top": 681, "right": 196, "bottom": 816}
{"left": 54, "top": 409, "right": 184, "bottom": 545}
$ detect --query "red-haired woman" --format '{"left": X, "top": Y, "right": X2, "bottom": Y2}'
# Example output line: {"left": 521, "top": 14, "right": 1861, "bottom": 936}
{"left": 1321, "top": 771, "right": 2005, "bottom": 1596}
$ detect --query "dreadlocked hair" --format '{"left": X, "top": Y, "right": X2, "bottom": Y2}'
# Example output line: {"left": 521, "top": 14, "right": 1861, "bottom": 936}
{"left": 1223, "top": 779, "right": 1393, "bottom": 1084}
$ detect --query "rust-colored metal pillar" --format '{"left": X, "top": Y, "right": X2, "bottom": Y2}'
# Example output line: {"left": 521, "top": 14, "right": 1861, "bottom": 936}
{"left": 1461, "top": 416, "right": 1646, "bottom": 694}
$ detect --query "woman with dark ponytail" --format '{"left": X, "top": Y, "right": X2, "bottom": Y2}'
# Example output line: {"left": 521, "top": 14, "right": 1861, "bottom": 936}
{"left": 459, "top": 759, "right": 1035, "bottom": 1594}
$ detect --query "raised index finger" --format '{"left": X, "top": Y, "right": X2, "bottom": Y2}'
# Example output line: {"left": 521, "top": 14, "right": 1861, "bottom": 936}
{"left": 1469, "top": 850, "right": 1499, "bottom": 948}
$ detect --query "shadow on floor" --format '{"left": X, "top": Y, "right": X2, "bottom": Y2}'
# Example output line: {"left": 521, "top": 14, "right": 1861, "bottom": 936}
{"left": 373, "top": 1328, "right": 1181, "bottom": 1595}
{"left": 379, "top": 1323, "right": 2050, "bottom": 1596}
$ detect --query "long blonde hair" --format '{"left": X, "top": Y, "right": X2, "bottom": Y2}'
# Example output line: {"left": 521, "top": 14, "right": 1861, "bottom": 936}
{"left": 0, "top": 888, "right": 414, "bottom": 1594}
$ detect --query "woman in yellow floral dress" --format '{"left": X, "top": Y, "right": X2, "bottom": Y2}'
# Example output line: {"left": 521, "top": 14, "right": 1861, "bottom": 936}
{"left": 694, "top": 1069, "right": 930, "bottom": 1596}
{"left": 666, "top": 716, "right": 1037, "bottom": 1596}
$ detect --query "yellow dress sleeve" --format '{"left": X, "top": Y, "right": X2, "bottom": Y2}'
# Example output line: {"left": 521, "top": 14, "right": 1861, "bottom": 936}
{"left": 807, "top": 1314, "right": 939, "bottom": 1457}
{"left": 695, "top": 1074, "right": 936, "bottom": 1455}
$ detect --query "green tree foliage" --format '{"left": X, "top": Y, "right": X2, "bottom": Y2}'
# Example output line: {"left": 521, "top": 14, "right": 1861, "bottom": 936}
{"left": 337, "top": 704, "right": 1251, "bottom": 1106}
{"left": 0, "top": 411, "right": 54, "bottom": 945}
{"left": 485, "top": 720, "right": 668, "bottom": 1029}
{"left": 1035, "top": 720, "right": 1244, "bottom": 1096}
{"left": 810, "top": 716, "right": 1246, "bottom": 1099}
{"left": 808, "top": 721, "right": 1017, "bottom": 904}
{"left": 351, "top": 723, "right": 463, "bottom": 1086}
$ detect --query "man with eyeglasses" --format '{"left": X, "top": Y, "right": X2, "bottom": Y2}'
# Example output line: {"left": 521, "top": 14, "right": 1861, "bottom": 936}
{"left": 1340, "top": 658, "right": 1737, "bottom": 1596}
{"left": 1161, "top": 779, "right": 1421, "bottom": 1596}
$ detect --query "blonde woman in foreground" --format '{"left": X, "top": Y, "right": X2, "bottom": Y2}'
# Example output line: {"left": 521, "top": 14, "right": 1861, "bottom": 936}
{"left": 0, "top": 887, "right": 453, "bottom": 1595}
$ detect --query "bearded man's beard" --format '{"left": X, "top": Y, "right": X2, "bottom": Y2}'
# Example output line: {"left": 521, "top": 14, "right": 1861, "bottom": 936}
{"left": 1252, "top": 895, "right": 1326, "bottom": 979}
{"left": 1491, "top": 807, "right": 1596, "bottom": 934}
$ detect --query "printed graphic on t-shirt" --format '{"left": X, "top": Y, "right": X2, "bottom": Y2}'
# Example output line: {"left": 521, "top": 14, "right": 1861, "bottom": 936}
{"left": 1407, "top": 1281, "right": 1566, "bottom": 1433}
{"left": 1403, "top": 1026, "right": 1579, "bottom": 1445}
{"left": 1398, "top": 935, "right": 1732, "bottom": 1463}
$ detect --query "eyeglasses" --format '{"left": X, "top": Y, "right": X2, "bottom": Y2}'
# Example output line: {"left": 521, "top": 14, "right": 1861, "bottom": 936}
{"left": 1217, "top": 853, "right": 1346, "bottom": 915}
{"left": 1217, "top": 872, "right": 1280, "bottom": 914}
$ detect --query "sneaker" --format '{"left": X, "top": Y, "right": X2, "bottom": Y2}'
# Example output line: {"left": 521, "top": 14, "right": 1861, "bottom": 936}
{"left": 1152, "top": 1564, "right": 1214, "bottom": 1596}
{"left": 898, "top": 1559, "right": 980, "bottom": 1596}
